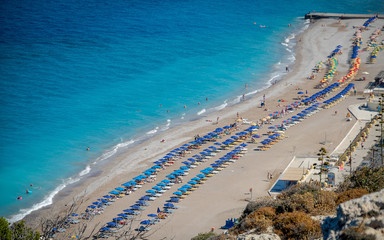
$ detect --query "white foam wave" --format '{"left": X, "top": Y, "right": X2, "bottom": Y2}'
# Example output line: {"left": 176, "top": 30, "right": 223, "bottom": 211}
{"left": 281, "top": 42, "right": 288, "bottom": 47}
{"left": 286, "top": 48, "right": 292, "bottom": 53}
{"left": 160, "top": 119, "right": 171, "bottom": 131}
{"left": 97, "top": 139, "right": 135, "bottom": 162}
{"left": 8, "top": 177, "right": 79, "bottom": 223}
{"left": 197, "top": 109, "right": 206, "bottom": 115}
{"left": 146, "top": 127, "right": 159, "bottom": 135}
{"left": 213, "top": 102, "right": 228, "bottom": 111}
{"left": 79, "top": 165, "right": 91, "bottom": 177}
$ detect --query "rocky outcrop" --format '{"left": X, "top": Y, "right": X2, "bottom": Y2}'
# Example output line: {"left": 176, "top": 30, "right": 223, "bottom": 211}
{"left": 322, "top": 189, "right": 384, "bottom": 239}
{"left": 237, "top": 233, "right": 281, "bottom": 240}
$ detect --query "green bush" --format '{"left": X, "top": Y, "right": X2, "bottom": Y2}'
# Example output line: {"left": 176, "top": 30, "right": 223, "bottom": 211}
{"left": 0, "top": 217, "right": 40, "bottom": 240}
{"left": 273, "top": 211, "right": 321, "bottom": 240}
{"left": 338, "top": 166, "right": 384, "bottom": 193}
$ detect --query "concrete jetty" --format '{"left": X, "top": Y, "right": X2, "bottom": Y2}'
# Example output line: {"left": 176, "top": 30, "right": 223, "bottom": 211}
{"left": 304, "top": 12, "right": 381, "bottom": 20}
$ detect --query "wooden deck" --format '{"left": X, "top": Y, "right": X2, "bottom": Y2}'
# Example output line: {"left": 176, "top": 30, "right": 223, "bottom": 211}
{"left": 304, "top": 13, "right": 381, "bottom": 20}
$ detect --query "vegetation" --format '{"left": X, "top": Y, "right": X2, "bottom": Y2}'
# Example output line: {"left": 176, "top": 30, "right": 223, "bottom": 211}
{"left": 273, "top": 211, "right": 322, "bottom": 240}
{"left": 338, "top": 166, "right": 384, "bottom": 193}
{"left": 226, "top": 166, "right": 384, "bottom": 239}
{"left": 191, "top": 231, "right": 217, "bottom": 240}
{"left": 0, "top": 217, "right": 40, "bottom": 240}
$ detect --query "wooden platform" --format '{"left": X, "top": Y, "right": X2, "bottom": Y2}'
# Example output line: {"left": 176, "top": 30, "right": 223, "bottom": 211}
{"left": 304, "top": 13, "right": 381, "bottom": 20}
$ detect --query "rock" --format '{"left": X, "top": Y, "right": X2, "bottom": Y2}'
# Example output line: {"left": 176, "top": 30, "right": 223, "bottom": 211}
{"left": 236, "top": 233, "right": 281, "bottom": 240}
{"left": 322, "top": 189, "right": 384, "bottom": 240}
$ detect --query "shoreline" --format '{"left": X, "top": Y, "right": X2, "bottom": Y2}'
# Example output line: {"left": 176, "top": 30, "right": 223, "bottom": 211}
{"left": 20, "top": 16, "right": 384, "bottom": 239}
{"left": 10, "top": 17, "right": 307, "bottom": 223}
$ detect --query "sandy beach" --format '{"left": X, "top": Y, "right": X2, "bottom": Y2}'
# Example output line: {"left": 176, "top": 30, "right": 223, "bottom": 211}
{"left": 25, "top": 16, "right": 384, "bottom": 239}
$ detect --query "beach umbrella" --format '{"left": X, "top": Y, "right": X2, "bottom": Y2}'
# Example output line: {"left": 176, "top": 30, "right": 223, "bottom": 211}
{"left": 103, "top": 195, "right": 112, "bottom": 199}
{"left": 140, "top": 196, "right": 151, "bottom": 201}
{"left": 148, "top": 214, "right": 158, "bottom": 218}
{"left": 173, "top": 191, "right": 183, "bottom": 196}
{"left": 205, "top": 167, "right": 214, "bottom": 171}
{"left": 156, "top": 183, "right": 166, "bottom": 187}
{"left": 191, "top": 177, "right": 201, "bottom": 181}
{"left": 113, "top": 217, "right": 123, "bottom": 222}
{"left": 169, "top": 198, "right": 180, "bottom": 202}
{"left": 109, "top": 190, "right": 120, "bottom": 195}
{"left": 188, "top": 181, "right": 197, "bottom": 185}
{"left": 240, "top": 143, "right": 247, "bottom": 147}
{"left": 130, "top": 205, "right": 141, "bottom": 210}
{"left": 122, "top": 182, "right": 132, "bottom": 187}
{"left": 107, "top": 222, "right": 116, "bottom": 227}
{"left": 146, "top": 190, "right": 156, "bottom": 194}
{"left": 100, "top": 227, "right": 110, "bottom": 232}
{"left": 152, "top": 165, "right": 161, "bottom": 169}
{"left": 268, "top": 126, "right": 275, "bottom": 129}
{"left": 115, "top": 187, "right": 125, "bottom": 191}
{"left": 166, "top": 174, "right": 176, "bottom": 179}
{"left": 182, "top": 184, "right": 192, "bottom": 189}
{"left": 140, "top": 220, "right": 151, "bottom": 225}
{"left": 164, "top": 203, "right": 174, "bottom": 208}
{"left": 197, "top": 174, "right": 206, "bottom": 178}
{"left": 253, "top": 135, "right": 261, "bottom": 138}
{"left": 161, "top": 179, "right": 170, "bottom": 184}
{"left": 123, "top": 209, "right": 134, "bottom": 213}
{"left": 88, "top": 205, "right": 96, "bottom": 209}
{"left": 136, "top": 200, "right": 147, "bottom": 205}
{"left": 152, "top": 186, "right": 162, "bottom": 191}
{"left": 180, "top": 166, "right": 189, "bottom": 171}
{"left": 117, "top": 213, "right": 127, "bottom": 217}
{"left": 182, "top": 161, "right": 191, "bottom": 165}
{"left": 178, "top": 188, "right": 187, "bottom": 192}
{"left": 200, "top": 170, "right": 210, "bottom": 174}
{"left": 214, "top": 142, "right": 222, "bottom": 145}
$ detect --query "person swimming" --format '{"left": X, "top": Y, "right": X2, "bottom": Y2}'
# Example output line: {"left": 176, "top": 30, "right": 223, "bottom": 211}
{"left": 17, "top": 196, "right": 22, "bottom": 200}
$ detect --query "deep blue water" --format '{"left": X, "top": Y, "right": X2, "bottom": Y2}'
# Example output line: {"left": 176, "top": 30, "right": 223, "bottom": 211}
{"left": 0, "top": 0, "right": 383, "bottom": 221}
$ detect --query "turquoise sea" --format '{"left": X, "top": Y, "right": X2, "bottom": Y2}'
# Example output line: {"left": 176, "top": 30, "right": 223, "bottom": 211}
{"left": 0, "top": 0, "right": 383, "bottom": 221}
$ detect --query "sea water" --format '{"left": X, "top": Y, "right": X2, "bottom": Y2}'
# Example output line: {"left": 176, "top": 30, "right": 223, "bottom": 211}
{"left": 0, "top": 0, "right": 383, "bottom": 221}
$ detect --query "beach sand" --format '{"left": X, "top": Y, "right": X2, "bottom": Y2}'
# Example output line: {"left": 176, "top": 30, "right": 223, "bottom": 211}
{"left": 24, "top": 17, "right": 384, "bottom": 239}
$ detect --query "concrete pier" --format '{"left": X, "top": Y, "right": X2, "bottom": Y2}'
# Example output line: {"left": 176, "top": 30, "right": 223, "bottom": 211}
{"left": 304, "top": 13, "right": 381, "bottom": 20}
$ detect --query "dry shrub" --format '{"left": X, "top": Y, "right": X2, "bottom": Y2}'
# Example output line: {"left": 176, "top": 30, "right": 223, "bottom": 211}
{"left": 288, "top": 192, "right": 315, "bottom": 213}
{"left": 256, "top": 207, "right": 276, "bottom": 220}
{"left": 229, "top": 207, "right": 274, "bottom": 235}
{"left": 273, "top": 211, "right": 322, "bottom": 240}
{"left": 209, "top": 233, "right": 236, "bottom": 240}
{"left": 312, "top": 190, "right": 337, "bottom": 215}
{"left": 241, "top": 197, "right": 279, "bottom": 219}
{"left": 278, "top": 182, "right": 321, "bottom": 200}
{"left": 338, "top": 166, "right": 384, "bottom": 193}
{"left": 336, "top": 188, "right": 369, "bottom": 205}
